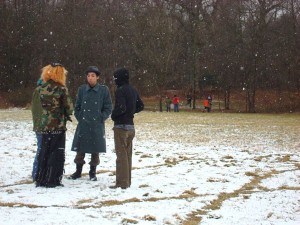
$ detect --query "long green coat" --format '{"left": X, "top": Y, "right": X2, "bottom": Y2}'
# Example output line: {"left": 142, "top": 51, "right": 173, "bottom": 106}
{"left": 71, "top": 83, "right": 112, "bottom": 153}
{"left": 31, "top": 87, "right": 43, "bottom": 132}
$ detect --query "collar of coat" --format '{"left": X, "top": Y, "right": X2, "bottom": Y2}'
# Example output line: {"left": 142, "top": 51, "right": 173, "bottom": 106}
{"left": 85, "top": 83, "right": 100, "bottom": 92}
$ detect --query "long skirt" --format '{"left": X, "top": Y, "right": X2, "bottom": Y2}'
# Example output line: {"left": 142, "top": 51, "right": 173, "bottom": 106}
{"left": 36, "top": 131, "right": 65, "bottom": 188}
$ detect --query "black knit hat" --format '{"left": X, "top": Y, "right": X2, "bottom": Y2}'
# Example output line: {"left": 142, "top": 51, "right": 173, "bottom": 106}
{"left": 85, "top": 66, "right": 100, "bottom": 76}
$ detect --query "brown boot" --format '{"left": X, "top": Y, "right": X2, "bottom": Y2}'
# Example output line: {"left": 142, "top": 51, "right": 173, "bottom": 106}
{"left": 69, "top": 164, "right": 83, "bottom": 180}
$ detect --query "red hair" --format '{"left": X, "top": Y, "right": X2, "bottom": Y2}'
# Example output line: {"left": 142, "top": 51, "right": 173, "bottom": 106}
{"left": 41, "top": 64, "right": 67, "bottom": 86}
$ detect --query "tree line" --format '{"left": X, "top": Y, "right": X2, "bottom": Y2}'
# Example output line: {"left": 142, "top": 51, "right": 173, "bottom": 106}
{"left": 0, "top": 0, "right": 299, "bottom": 112}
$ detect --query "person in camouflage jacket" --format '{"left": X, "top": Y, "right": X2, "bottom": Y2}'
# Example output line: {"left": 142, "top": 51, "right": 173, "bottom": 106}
{"left": 35, "top": 63, "right": 73, "bottom": 188}
{"left": 38, "top": 80, "right": 73, "bottom": 131}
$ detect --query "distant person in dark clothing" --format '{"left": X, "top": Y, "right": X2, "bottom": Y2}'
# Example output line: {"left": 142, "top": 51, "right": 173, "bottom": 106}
{"left": 110, "top": 68, "right": 144, "bottom": 189}
{"left": 165, "top": 96, "right": 172, "bottom": 112}
{"left": 207, "top": 94, "right": 212, "bottom": 112}
{"left": 186, "top": 94, "right": 192, "bottom": 108}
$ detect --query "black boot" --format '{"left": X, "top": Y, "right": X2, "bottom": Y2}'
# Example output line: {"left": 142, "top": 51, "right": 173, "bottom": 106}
{"left": 89, "top": 166, "right": 97, "bottom": 181}
{"left": 69, "top": 164, "right": 83, "bottom": 180}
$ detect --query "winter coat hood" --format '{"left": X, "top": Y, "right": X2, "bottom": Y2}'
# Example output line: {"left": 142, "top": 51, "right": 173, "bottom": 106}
{"left": 113, "top": 68, "right": 129, "bottom": 87}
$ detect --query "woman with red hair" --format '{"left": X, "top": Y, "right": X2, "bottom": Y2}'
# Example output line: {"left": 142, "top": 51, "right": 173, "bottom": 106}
{"left": 35, "top": 63, "right": 73, "bottom": 188}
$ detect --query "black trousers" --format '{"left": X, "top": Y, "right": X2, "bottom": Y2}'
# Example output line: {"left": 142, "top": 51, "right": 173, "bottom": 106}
{"left": 36, "top": 131, "right": 65, "bottom": 187}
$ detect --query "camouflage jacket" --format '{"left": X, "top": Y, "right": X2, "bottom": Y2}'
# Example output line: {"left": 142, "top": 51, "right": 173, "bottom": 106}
{"left": 37, "top": 79, "right": 74, "bottom": 131}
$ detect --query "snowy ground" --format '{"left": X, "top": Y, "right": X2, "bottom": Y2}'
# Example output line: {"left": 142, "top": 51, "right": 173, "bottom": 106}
{"left": 0, "top": 109, "right": 299, "bottom": 225}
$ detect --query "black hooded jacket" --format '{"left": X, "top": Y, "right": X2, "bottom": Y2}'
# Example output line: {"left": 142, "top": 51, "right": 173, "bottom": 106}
{"left": 111, "top": 69, "right": 144, "bottom": 125}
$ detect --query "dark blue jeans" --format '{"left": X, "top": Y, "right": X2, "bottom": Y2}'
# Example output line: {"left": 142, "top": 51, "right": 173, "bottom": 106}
{"left": 174, "top": 104, "right": 179, "bottom": 112}
{"left": 32, "top": 133, "right": 42, "bottom": 181}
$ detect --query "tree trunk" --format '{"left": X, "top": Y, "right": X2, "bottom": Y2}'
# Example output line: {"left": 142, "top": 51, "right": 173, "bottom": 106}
{"left": 224, "top": 88, "right": 230, "bottom": 110}
{"left": 247, "top": 89, "right": 256, "bottom": 113}
{"left": 159, "top": 97, "right": 163, "bottom": 112}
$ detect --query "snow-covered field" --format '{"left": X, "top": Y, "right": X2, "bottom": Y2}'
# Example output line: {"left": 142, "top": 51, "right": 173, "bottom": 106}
{"left": 0, "top": 109, "right": 299, "bottom": 225}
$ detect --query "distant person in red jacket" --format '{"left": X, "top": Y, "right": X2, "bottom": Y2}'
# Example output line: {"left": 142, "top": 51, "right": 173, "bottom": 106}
{"left": 203, "top": 99, "right": 209, "bottom": 112}
{"left": 172, "top": 95, "right": 180, "bottom": 112}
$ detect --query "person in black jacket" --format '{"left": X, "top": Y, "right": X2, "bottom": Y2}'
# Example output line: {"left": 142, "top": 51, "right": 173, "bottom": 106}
{"left": 110, "top": 68, "right": 144, "bottom": 189}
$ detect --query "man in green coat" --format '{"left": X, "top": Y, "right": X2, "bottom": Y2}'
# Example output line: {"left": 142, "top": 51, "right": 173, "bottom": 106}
{"left": 31, "top": 78, "right": 43, "bottom": 181}
{"left": 70, "top": 66, "right": 112, "bottom": 181}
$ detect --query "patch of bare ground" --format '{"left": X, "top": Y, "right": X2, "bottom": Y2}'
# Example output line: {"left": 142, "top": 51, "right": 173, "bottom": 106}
{"left": 181, "top": 166, "right": 299, "bottom": 225}
{"left": 0, "top": 188, "right": 202, "bottom": 210}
